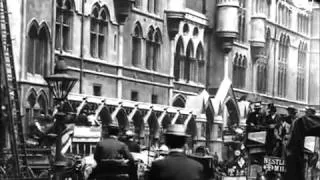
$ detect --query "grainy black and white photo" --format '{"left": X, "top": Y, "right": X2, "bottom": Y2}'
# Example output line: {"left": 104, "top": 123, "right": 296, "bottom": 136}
{"left": 0, "top": 0, "right": 320, "bottom": 179}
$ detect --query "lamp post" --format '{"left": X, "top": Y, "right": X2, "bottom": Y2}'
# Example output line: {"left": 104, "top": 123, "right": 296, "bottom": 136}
{"left": 45, "top": 59, "right": 78, "bottom": 179}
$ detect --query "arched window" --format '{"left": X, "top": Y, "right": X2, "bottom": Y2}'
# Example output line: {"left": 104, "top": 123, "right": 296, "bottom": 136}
{"left": 146, "top": 26, "right": 155, "bottom": 70}
{"left": 297, "top": 42, "right": 306, "bottom": 101}
{"left": 26, "top": 22, "right": 49, "bottom": 77}
{"left": 277, "top": 34, "right": 288, "bottom": 97}
{"left": 37, "top": 92, "right": 48, "bottom": 115}
{"left": 174, "top": 37, "right": 184, "bottom": 81}
{"left": 90, "top": 5, "right": 109, "bottom": 59}
{"left": 237, "top": 0, "right": 246, "bottom": 42}
{"left": 26, "top": 23, "right": 38, "bottom": 74}
{"left": 185, "top": 40, "right": 194, "bottom": 82}
{"left": 172, "top": 94, "right": 186, "bottom": 108}
{"left": 25, "top": 90, "right": 37, "bottom": 134}
{"left": 257, "top": 29, "right": 270, "bottom": 93}
{"left": 147, "top": 0, "right": 159, "bottom": 14}
{"left": 37, "top": 26, "right": 49, "bottom": 76}
{"left": 153, "top": 29, "right": 161, "bottom": 71}
{"left": 196, "top": 43, "right": 205, "bottom": 83}
{"left": 132, "top": 23, "right": 143, "bottom": 67}
{"left": 233, "top": 53, "right": 247, "bottom": 89}
{"left": 56, "top": 0, "right": 74, "bottom": 51}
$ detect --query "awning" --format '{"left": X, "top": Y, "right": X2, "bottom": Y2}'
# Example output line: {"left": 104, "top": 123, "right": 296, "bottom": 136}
{"left": 185, "top": 89, "right": 214, "bottom": 116}
{"left": 112, "top": 103, "right": 129, "bottom": 129}
{"left": 209, "top": 78, "right": 240, "bottom": 124}
{"left": 144, "top": 107, "right": 160, "bottom": 137}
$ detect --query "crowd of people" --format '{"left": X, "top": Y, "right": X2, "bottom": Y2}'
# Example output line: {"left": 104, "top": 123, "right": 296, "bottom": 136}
{"left": 88, "top": 123, "right": 205, "bottom": 180}
{"left": 246, "top": 102, "right": 316, "bottom": 157}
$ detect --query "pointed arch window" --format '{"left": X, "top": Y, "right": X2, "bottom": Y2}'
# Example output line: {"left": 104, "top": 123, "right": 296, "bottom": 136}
{"left": 26, "top": 22, "right": 49, "bottom": 77}
{"left": 237, "top": 0, "right": 246, "bottom": 42}
{"left": 146, "top": 27, "right": 155, "bottom": 70}
{"left": 26, "top": 24, "right": 38, "bottom": 74}
{"left": 185, "top": 40, "right": 194, "bottom": 82}
{"left": 232, "top": 53, "right": 247, "bottom": 89}
{"left": 174, "top": 37, "right": 184, "bottom": 81}
{"left": 90, "top": 5, "right": 109, "bottom": 59}
{"left": 256, "top": 62, "right": 268, "bottom": 93}
{"left": 297, "top": 42, "right": 306, "bottom": 101}
{"left": 132, "top": 23, "right": 143, "bottom": 67}
{"left": 145, "top": 28, "right": 162, "bottom": 70}
{"left": 196, "top": 43, "right": 205, "bottom": 83}
{"left": 37, "top": 27, "right": 49, "bottom": 76}
{"left": 25, "top": 91, "right": 37, "bottom": 134}
{"left": 277, "top": 35, "right": 289, "bottom": 97}
{"left": 56, "top": 0, "right": 74, "bottom": 51}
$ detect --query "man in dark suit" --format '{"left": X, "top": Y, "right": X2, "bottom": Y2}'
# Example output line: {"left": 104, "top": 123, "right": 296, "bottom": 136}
{"left": 246, "top": 102, "right": 263, "bottom": 131}
{"left": 91, "top": 122, "right": 137, "bottom": 180}
{"left": 149, "top": 124, "right": 204, "bottom": 180}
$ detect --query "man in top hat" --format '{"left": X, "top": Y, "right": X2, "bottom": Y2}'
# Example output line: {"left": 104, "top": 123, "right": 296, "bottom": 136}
{"left": 91, "top": 122, "right": 137, "bottom": 180}
{"left": 246, "top": 102, "right": 263, "bottom": 131}
{"left": 264, "top": 103, "right": 282, "bottom": 156}
{"left": 148, "top": 124, "right": 204, "bottom": 180}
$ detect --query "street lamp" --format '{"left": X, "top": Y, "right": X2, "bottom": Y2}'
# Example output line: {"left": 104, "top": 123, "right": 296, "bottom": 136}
{"left": 45, "top": 59, "right": 78, "bottom": 178}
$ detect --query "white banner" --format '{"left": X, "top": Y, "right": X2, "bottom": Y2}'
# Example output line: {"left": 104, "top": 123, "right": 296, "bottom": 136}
{"left": 248, "top": 131, "right": 266, "bottom": 144}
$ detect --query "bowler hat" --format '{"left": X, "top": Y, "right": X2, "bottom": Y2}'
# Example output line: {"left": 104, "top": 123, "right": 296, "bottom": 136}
{"left": 164, "top": 124, "right": 190, "bottom": 137}
{"left": 287, "top": 106, "right": 297, "bottom": 113}
{"left": 305, "top": 106, "right": 316, "bottom": 114}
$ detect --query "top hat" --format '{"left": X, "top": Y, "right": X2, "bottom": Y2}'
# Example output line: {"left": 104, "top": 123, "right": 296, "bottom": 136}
{"left": 267, "top": 103, "right": 277, "bottom": 112}
{"left": 164, "top": 124, "right": 190, "bottom": 137}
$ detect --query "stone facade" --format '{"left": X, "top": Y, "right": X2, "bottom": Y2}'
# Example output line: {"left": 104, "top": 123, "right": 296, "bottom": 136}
{"left": 3, "top": 0, "right": 320, "bottom": 161}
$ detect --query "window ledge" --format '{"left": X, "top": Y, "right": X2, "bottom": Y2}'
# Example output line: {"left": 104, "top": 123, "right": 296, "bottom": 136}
{"left": 174, "top": 80, "right": 205, "bottom": 88}
{"left": 131, "top": 7, "right": 164, "bottom": 22}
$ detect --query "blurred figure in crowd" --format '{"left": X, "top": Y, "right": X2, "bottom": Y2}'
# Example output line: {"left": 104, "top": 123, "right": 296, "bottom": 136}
{"left": 149, "top": 124, "right": 204, "bottom": 180}
{"left": 91, "top": 122, "right": 137, "bottom": 180}
{"left": 125, "top": 130, "right": 140, "bottom": 153}
{"left": 246, "top": 102, "right": 263, "bottom": 131}
{"left": 305, "top": 106, "right": 316, "bottom": 116}
{"left": 264, "top": 103, "right": 282, "bottom": 156}
{"left": 281, "top": 106, "right": 297, "bottom": 157}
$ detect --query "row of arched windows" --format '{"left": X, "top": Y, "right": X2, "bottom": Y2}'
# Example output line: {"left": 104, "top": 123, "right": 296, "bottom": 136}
{"left": 25, "top": 89, "right": 48, "bottom": 135}
{"left": 297, "top": 13, "right": 309, "bottom": 34}
{"left": 173, "top": 37, "right": 205, "bottom": 83}
{"left": 277, "top": 34, "right": 290, "bottom": 97}
{"left": 132, "top": 23, "right": 162, "bottom": 71}
{"left": 255, "top": 0, "right": 271, "bottom": 17}
{"left": 26, "top": 21, "right": 50, "bottom": 76}
{"left": 232, "top": 53, "right": 247, "bottom": 89}
{"left": 297, "top": 42, "right": 307, "bottom": 101}
{"left": 277, "top": 3, "right": 292, "bottom": 28}
{"left": 90, "top": 5, "right": 110, "bottom": 59}
{"left": 134, "top": 0, "right": 159, "bottom": 14}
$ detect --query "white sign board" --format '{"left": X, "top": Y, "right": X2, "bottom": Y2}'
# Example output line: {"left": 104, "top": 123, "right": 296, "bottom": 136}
{"left": 223, "top": 177, "right": 246, "bottom": 180}
{"left": 304, "top": 136, "right": 316, "bottom": 152}
{"left": 248, "top": 131, "right": 266, "bottom": 144}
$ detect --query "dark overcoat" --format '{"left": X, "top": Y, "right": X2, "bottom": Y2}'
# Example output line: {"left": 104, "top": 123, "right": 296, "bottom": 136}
{"left": 91, "top": 137, "right": 137, "bottom": 180}
{"left": 148, "top": 152, "right": 204, "bottom": 180}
